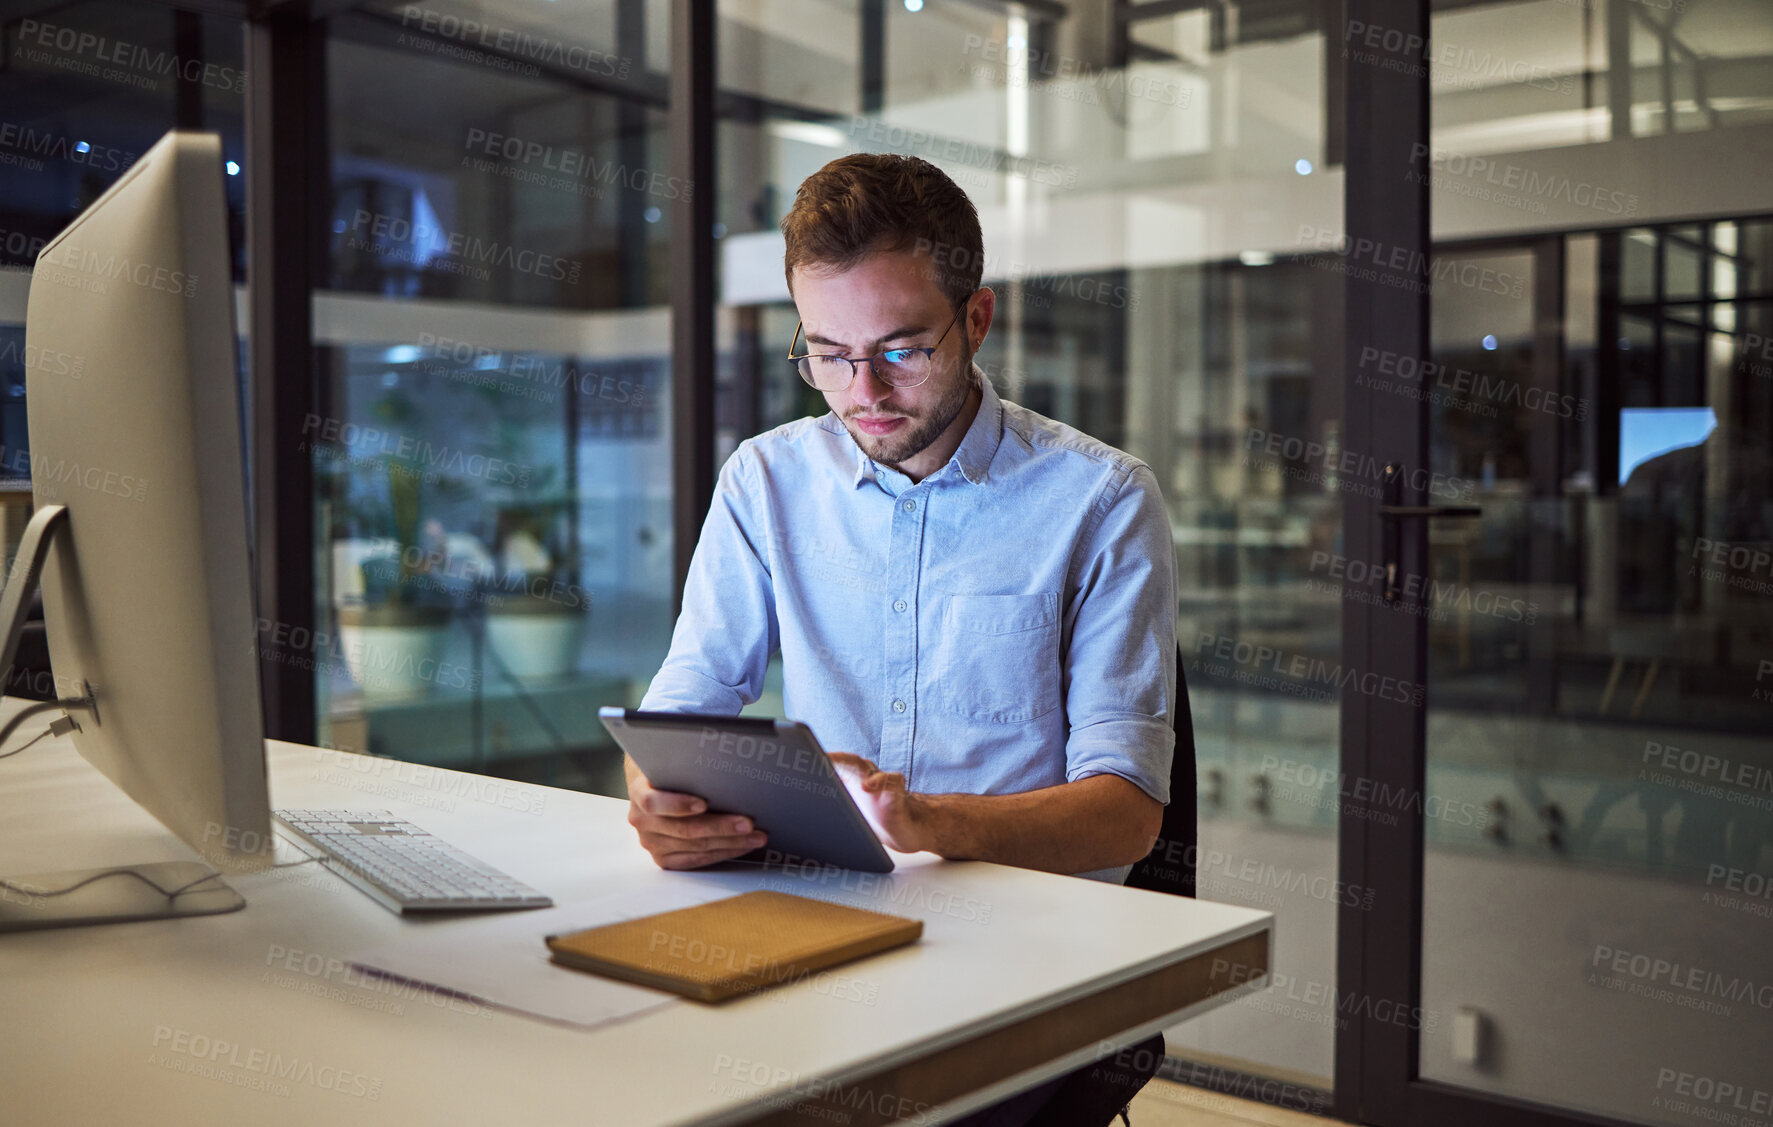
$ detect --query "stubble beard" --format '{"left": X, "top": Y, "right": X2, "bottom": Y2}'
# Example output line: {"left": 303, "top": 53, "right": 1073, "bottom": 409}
{"left": 847, "top": 345, "right": 977, "bottom": 468}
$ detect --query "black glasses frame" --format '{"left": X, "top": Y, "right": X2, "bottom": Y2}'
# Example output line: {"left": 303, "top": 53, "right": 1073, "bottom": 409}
{"left": 786, "top": 307, "right": 966, "bottom": 391}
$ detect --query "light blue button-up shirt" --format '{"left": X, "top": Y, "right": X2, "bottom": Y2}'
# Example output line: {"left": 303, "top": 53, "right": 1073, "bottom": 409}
{"left": 638, "top": 367, "right": 1178, "bottom": 883}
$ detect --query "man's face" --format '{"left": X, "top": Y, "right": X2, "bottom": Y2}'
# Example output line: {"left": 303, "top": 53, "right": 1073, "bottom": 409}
{"left": 791, "top": 247, "right": 986, "bottom": 469}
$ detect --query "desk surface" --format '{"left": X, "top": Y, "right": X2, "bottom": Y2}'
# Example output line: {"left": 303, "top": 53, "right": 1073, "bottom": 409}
{"left": 0, "top": 708, "right": 1270, "bottom": 1127}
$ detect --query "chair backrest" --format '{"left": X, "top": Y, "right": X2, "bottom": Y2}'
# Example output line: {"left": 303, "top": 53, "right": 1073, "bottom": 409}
{"left": 1124, "top": 642, "right": 1196, "bottom": 897}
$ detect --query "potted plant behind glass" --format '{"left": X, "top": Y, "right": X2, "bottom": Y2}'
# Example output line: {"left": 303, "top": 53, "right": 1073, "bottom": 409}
{"left": 331, "top": 392, "right": 457, "bottom": 700}
{"left": 484, "top": 483, "right": 589, "bottom": 682}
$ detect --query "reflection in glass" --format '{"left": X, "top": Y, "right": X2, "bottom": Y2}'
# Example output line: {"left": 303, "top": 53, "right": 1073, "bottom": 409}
{"left": 1420, "top": 2, "right": 1773, "bottom": 1114}
{"left": 315, "top": 2, "right": 673, "bottom": 795}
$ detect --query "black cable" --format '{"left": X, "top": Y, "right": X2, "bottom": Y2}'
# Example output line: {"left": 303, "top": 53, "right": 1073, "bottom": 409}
{"left": 0, "top": 695, "right": 93, "bottom": 750}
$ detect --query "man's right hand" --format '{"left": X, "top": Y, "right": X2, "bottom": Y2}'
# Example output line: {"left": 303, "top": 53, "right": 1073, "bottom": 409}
{"left": 625, "top": 772, "right": 769, "bottom": 870}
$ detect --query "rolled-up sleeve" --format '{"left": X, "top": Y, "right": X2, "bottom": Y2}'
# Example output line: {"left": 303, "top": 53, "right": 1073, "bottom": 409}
{"left": 637, "top": 445, "right": 779, "bottom": 715}
{"left": 1061, "top": 461, "right": 1177, "bottom": 805}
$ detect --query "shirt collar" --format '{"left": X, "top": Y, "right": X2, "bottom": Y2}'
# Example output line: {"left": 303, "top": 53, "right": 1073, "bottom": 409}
{"left": 848, "top": 363, "right": 1003, "bottom": 490}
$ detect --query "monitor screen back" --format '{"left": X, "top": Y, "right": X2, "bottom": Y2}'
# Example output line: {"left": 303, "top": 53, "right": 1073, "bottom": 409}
{"left": 22, "top": 130, "right": 270, "bottom": 871}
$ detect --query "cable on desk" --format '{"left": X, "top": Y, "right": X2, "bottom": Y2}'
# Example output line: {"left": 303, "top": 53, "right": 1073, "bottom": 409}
{"left": 0, "top": 703, "right": 323, "bottom": 901}
{"left": 0, "top": 837, "right": 325, "bottom": 900}
{"left": 0, "top": 695, "right": 94, "bottom": 756}
{"left": 0, "top": 727, "right": 53, "bottom": 761}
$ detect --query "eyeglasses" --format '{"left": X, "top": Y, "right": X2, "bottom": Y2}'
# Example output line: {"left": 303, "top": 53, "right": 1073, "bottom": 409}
{"left": 787, "top": 309, "right": 964, "bottom": 392}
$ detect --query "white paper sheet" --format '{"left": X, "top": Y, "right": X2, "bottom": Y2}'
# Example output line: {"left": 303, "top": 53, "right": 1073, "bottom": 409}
{"left": 349, "top": 884, "right": 736, "bottom": 1029}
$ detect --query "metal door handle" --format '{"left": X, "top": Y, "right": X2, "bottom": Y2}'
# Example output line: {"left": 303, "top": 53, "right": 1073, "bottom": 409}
{"left": 1379, "top": 463, "right": 1482, "bottom": 604}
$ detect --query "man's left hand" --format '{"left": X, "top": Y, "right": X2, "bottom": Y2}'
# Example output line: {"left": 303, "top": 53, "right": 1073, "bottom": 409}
{"left": 827, "top": 752, "right": 925, "bottom": 853}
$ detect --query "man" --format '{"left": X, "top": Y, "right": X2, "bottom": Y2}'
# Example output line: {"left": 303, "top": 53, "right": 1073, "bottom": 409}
{"left": 628, "top": 154, "right": 1178, "bottom": 1125}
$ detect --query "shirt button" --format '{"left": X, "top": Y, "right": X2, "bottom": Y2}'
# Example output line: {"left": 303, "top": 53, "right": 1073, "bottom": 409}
{"left": 892, "top": 699, "right": 907, "bottom": 713}
{"left": 901, "top": 499, "right": 916, "bottom": 513}
{"left": 893, "top": 599, "right": 907, "bottom": 612}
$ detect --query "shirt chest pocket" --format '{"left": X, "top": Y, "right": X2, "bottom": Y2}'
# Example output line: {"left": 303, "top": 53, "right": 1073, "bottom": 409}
{"left": 930, "top": 593, "right": 1062, "bottom": 723}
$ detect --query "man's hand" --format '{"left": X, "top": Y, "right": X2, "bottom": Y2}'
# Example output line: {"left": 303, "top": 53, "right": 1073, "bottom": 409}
{"left": 825, "top": 756, "right": 1163, "bottom": 874}
{"left": 626, "top": 772, "right": 768, "bottom": 870}
{"left": 827, "top": 752, "right": 927, "bottom": 854}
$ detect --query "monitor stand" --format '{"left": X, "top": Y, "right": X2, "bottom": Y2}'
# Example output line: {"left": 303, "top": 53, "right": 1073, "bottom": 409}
{"left": 0, "top": 505, "right": 245, "bottom": 932}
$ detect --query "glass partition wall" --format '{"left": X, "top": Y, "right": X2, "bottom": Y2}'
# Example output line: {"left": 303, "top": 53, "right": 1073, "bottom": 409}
{"left": 1410, "top": 2, "right": 1773, "bottom": 1124}
{"left": 311, "top": 1, "right": 674, "bottom": 797}
{"left": 0, "top": 0, "right": 249, "bottom": 691}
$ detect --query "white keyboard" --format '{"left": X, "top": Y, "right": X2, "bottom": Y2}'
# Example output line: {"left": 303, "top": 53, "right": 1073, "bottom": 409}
{"left": 274, "top": 810, "right": 553, "bottom": 915}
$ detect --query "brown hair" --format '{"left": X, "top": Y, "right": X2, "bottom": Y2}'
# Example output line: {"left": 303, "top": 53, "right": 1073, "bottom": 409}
{"left": 780, "top": 153, "right": 983, "bottom": 310}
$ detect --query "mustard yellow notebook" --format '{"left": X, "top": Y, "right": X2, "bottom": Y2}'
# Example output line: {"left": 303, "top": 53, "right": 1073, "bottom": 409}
{"left": 544, "top": 890, "right": 922, "bottom": 1003}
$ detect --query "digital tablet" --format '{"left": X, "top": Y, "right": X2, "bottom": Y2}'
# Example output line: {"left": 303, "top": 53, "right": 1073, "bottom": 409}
{"left": 598, "top": 708, "right": 894, "bottom": 874}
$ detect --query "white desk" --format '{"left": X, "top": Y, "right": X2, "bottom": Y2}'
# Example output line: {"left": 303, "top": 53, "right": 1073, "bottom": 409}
{"left": 0, "top": 711, "right": 1271, "bottom": 1127}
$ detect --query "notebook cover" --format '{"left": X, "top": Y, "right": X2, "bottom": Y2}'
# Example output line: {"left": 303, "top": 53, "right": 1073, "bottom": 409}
{"left": 544, "top": 890, "right": 923, "bottom": 1003}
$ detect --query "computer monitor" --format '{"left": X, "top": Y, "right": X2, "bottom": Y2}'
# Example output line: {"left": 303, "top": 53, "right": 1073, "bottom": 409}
{"left": 0, "top": 130, "right": 271, "bottom": 931}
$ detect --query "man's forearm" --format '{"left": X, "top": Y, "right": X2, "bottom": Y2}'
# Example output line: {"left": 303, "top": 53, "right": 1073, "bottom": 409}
{"left": 905, "top": 774, "right": 1162, "bottom": 874}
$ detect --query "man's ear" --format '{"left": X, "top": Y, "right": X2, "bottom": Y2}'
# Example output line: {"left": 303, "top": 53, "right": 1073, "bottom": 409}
{"left": 968, "top": 286, "right": 996, "bottom": 352}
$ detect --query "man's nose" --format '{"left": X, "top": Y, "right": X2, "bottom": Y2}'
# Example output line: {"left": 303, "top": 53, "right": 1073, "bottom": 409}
{"left": 848, "top": 360, "right": 895, "bottom": 407}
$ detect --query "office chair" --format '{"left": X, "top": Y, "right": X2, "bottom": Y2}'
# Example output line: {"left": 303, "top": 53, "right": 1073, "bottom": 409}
{"left": 1022, "top": 643, "right": 1196, "bottom": 1127}
{"left": 1125, "top": 641, "right": 1196, "bottom": 897}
